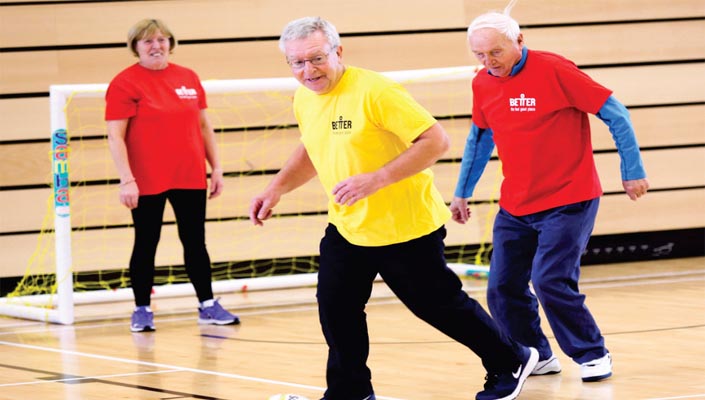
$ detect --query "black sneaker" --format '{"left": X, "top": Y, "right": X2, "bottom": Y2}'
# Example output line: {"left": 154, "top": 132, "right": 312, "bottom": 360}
{"left": 476, "top": 347, "right": 538, "bottom": 400}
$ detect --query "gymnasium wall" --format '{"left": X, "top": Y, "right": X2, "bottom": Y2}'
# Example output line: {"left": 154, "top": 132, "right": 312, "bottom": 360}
{"left": 1, "top": 0, "right": 704, "bottom": 282}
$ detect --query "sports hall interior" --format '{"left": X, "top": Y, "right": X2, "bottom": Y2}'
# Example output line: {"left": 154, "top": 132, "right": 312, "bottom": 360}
{"left": 0, "top": 0, "right": 703, "bottom": 399}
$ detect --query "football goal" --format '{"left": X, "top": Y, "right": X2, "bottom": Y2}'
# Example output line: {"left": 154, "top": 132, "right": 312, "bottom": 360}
{"left": 0, "top": 65, "right": 498, "bottom": 325}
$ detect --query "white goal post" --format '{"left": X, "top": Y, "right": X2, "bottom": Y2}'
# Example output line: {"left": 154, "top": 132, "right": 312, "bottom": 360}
{"left": 0, "top": 65, "right": 484, "bottom": 325}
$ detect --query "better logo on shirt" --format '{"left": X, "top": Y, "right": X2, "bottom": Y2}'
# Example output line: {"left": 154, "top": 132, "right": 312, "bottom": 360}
{"left": 175, "top": 86, "right": 198, "bottom": 99}
{"left": 331, "top": 115, "right": 353, "bottom": 135}
{"left": 509, "top": 93, "right": 536, "bottom": 112}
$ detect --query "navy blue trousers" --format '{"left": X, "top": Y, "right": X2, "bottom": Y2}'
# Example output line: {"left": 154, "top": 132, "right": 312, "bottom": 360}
{"left": 488, "top": 198, "right": 608, "bottom": 364}
{"left": 318, "top": 224, "right": 521, "bottom": 399}
{"left": 129, "top": 189, "right": 213, "bottom": 306}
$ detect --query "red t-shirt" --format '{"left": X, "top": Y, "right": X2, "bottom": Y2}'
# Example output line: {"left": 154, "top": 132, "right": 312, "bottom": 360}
{"left": 472, "top": 50, "right": 612, "bottom": 216}
{"left": 105, "top": 63, "right": 208, "bottom": 195}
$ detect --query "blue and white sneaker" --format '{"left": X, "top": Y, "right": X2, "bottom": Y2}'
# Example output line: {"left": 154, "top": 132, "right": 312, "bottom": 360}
{"left": 130, "top": 306, "right": 155, "bottom": 332}
{"left": 476, "top": 347, "right": 539, "bottom": 400}
{"left": 198, "top": 299, "right": 240, "bottom": 325}
{"left": 531, "top": 354, "right": 562, "bottom": 376}
{"left": 581, "top": 353, "right": 612, "bottom": 382}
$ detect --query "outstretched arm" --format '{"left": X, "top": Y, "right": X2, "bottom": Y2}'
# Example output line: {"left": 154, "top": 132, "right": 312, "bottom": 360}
{"left": 249, "top": 143, "right": 318, "bottom": 225}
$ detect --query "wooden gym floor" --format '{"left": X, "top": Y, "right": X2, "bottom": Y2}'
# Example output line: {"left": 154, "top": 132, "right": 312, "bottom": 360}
{"left": 0, "top": 257, "right": 704, "bottom": 400}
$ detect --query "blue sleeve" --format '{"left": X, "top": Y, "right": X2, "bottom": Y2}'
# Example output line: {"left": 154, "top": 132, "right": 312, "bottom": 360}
{"left": 454, "top": 123, "right": 495, "bottom": 198}
{"left": 596, "top": 95, "right": 647, "bottom": 180}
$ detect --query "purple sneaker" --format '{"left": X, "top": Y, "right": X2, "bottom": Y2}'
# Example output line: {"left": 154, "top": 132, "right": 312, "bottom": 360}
{"left": 130, "top": 307, "right": 155, "bottom": 332}
{"left": 198, "top": 299, "right": 240, "bottom": 325}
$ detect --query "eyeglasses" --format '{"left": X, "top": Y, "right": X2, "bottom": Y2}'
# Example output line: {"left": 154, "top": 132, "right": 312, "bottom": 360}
{"left": 287, "top": 50, "right": 334, "bottom": 70}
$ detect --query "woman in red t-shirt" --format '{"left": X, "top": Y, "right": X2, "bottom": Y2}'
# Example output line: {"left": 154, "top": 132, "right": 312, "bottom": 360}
{"left": 106, "top": 19, "right": 239, "bottom": 332}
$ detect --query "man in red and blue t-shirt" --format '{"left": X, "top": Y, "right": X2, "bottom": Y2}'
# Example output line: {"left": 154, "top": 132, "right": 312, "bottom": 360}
{"left": 450, "top": 10, "right": 649, "bottom": 383}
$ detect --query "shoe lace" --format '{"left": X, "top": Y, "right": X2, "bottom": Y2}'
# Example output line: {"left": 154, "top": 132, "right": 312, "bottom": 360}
{"left": 205, "top": 299, "right": 230, "bottom": 318}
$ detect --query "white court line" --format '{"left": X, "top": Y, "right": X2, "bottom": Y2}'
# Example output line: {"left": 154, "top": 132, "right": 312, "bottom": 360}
{"left": 580, "top": 269, "right": 705, "bottom": 284}
{"left": 581, "top": 276, "right": 705, "bottom": 290}
{"left": 0, "top": 340, "right": 405, "bottom": 400}
{"left": 645, "top": 395, "right": 705, "bottom": 400}
{"left": 0, "top": 369, "right": 181, "bottom": 387}
{"left": 0, "top": 340, "right": 325, "bottom": 391}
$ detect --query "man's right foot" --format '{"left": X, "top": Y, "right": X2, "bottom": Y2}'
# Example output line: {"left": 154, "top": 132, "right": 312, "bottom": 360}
{"left": 581, "top": 353, "right": 612, "bottom": 382}
{"left": 476, "top": 347, "right": 539, "bottom": 400}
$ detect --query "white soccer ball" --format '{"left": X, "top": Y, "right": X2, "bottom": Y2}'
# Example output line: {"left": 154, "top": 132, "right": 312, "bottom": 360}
{"left": 268, "top": 395, "right": 311, "bottom": 400}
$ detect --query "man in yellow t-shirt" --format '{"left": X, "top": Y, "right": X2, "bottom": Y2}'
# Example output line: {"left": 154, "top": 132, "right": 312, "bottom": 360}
{"left": 294, "top": 64, "right": 450, "bottom": 246}
{"left": 249, "top": 16, "right": 537, "bottom": 400}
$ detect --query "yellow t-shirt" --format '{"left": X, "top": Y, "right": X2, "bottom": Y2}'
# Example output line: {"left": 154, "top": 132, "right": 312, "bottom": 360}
{"left": 293, "top": 66, "right": 451, "bottom": 246}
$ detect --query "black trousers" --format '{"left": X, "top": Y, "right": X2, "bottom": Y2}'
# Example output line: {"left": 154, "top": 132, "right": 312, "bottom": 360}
{"left": 317, "top": 224, "right": 521, "bottom": 399}
{"left": 129, "top": 189, "right": 213, "bottom": 306}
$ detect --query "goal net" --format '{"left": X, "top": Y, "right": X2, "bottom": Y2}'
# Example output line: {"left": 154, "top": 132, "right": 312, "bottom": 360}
{"left": 0, "top": 65, "right": 499, "bottom": 324}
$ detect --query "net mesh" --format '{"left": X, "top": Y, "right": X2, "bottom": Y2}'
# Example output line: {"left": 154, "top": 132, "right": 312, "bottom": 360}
{"left": 5, "top": 66, "right": 498, "bottom": 308}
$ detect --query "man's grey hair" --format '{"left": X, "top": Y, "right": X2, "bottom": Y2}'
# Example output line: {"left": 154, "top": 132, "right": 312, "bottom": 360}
{"left": 467, "top": 0, "right": 521, "bottom": 42}
{"left": 278, "top": 16, "right": 341, "bottom": 53}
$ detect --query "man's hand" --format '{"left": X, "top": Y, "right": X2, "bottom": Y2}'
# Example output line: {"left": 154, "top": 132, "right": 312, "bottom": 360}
{"left": 249, "top": 192, "right": 279, "bottom": 226}
{"left": 450, "top": 196, "right": 471, "bottom": 224}
{"left": 332, "top": 172, "right": 383, "bottom": 206}
{"left": 623, "top": 178, "right": 650, "bottom": 201}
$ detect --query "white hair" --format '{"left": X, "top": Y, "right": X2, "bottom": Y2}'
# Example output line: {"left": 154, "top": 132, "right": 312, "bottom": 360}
{"left": 278, "top": 16, "right": 341, "bottom": 53}
{"left": 467, "top": 0, "right": 521, "bottom": 42}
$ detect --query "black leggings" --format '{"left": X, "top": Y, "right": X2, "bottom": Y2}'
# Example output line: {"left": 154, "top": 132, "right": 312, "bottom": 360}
{"left": 129, "top": 189, "right": 213, "bottom": 306}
